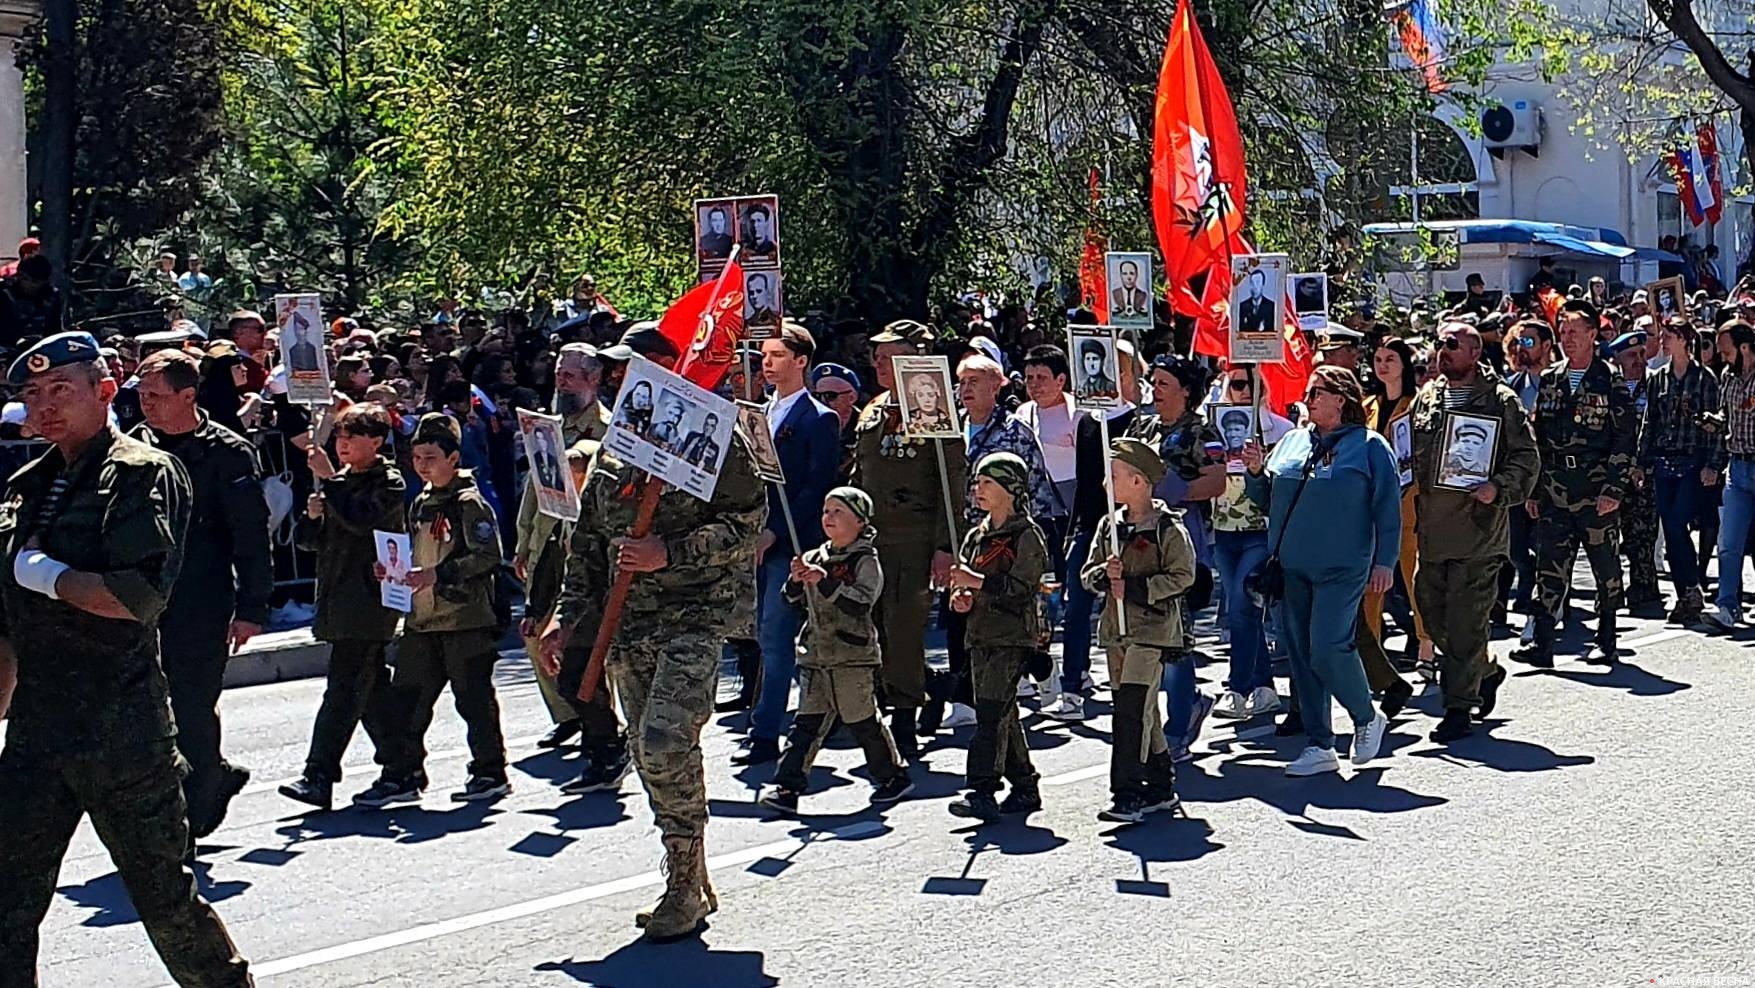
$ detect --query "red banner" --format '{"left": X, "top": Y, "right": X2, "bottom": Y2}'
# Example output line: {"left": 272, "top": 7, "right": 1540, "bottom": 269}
{"left": 1078, "top": 168, "right": 1108, "bottom": 317}
{"left": 656, "top": 259, "right": 748, "bottom": 391}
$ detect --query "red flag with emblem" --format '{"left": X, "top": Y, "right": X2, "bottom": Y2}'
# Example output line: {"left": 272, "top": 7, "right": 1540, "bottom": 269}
{"left": 657, "top": 258, "right": 748, "bottom": 391}
{"left": 1152, "top": 0, "right": 1249, "bottom": 316}
{"left": 1078, "top": 168, "right": 1109, "bottom": 317}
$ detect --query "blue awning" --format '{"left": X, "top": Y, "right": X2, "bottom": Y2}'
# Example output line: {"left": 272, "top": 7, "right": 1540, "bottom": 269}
{"left": 1361, "top": 219, "right": 1678, "bottom": 263}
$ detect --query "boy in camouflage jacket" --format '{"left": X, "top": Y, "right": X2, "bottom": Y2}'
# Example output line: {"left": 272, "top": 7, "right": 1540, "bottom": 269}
{"left": 757, "top": 487, "right": 914, "bottom": 814}
{"left": 945, "top": 453, "right": 1050, "bottom": 824}
{"left": 1081, "top": 438, "right": 1196, "bottom": 823}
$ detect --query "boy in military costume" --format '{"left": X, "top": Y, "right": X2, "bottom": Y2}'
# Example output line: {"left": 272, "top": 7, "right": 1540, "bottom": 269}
{"left": 758, "top": 487, "right": 914, "bottom": 815}
{"left": 280, "top": 402, "right": 408, "bottom": 811}
{"left": 0, "top": 333, "right": 253, "bottom": 986}
{"left": 1081, "top": 439, "right": 1196, "bottom": 823}
{"left": 945, "top": 452, "right": 1050, "bottom": 824}
{"left": 356, "top": 413, "right": 510, "bottom": 807}
{"left": 544, "top": 422, "right": 765, "bottom": 941}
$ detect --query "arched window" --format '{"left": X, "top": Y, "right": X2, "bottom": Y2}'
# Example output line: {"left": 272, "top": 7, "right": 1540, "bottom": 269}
{"left": 1326, "top": 111, "right": 1479, "bottom": 221}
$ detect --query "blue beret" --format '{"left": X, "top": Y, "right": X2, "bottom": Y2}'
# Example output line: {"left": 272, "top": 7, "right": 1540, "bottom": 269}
{"left": 1601, "top": 330, "right": 1647, "bottom": 359}
{"left": 8, "top": 331, "right": 103, "bottom": 385}
{"left": 810, "top": 362, "right": 862, "bottom": 392}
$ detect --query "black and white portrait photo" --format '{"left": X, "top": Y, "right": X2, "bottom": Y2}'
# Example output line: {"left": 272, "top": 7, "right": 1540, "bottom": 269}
{"left": 1290, "top": 272, "right": 1329, "bottom": 331}
{"left": 1106, "top": 252, "right": 1153, "bottom": 327}
{"left": 1436, "top": 412, "right": 1498, "bottom": 490}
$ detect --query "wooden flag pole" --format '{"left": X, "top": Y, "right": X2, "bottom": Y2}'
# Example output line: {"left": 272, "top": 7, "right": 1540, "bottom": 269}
{"left": 1098, "top": 410, "right": 1128, "bottom": 637}
{"left": 932, "top": 438, "right": 962, "bottom": 584}
{"left": 773, "top": 482, "right": 818, "bottom": 627}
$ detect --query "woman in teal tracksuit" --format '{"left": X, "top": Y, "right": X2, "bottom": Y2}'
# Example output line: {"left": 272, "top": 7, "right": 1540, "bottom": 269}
{"left": 1243, "top": 365, "right": 1400, "bottom": 777}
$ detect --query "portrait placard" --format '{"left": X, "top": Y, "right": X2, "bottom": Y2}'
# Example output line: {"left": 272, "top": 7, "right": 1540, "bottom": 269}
{"left": 734, "top": 401, "right": 786, "bottom": 484}
{"left": 1390, "top": 413, "right": 1414, "bottom": 489}
{"left": 1067, "top": 324, "right": 1123, "bottom": 410}
{"left": 1104, "top": 251, "right": 1153, "bottom": 329}
{"left": 891, "top": 355, "right": 959, "bottom": 439}
{"left": 697, "top": 194, "right": 783, "bottom": 339}
{"left": 275, "top": 293, "right": 332, "bottom": 405}
{"left": 1229, "top": 254, "right": 1288, "bottom": 364}
{"left": 1290, "top": 272, "right": 1329, "bottom": 332}
{"left": 518, "top": 409, "right": 580, "bottom": 522}
{"left": 374, "top": 530, "right": 413, "bottom": 613}
{"left": 1435, "top": 412, "right": 1498, "bottom": 491}
{"left": 1643, "top": 276, "right": 1688, "bottom": 321}
{"left": 605, "top": 356, "right": 739, "bottom": 502}
{"left": 1208, "top": 403, "right": 1256, "bottom": 475}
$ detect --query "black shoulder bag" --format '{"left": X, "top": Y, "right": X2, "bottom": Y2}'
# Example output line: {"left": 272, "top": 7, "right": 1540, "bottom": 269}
{"left": 1244, "top": 447, "right": 1319, "bottom": 605}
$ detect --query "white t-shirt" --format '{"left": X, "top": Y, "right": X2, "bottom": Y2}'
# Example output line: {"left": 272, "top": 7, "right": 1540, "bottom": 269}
{"left": 767, "top": 386, "right": 806, "bottom": 439}
{"left": 1016, "top": 394, "right": 1083, "bottom": 484}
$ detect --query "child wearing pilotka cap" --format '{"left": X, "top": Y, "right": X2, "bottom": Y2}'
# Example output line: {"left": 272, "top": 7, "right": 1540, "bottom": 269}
{"left": 1081, "top": 438, "right": 1196, "bottom": 823}
{"left": 945, "top": 452, "right": 1051, "bottom": 824}
{"left": 758, "top": 486, "right": 915, "bottom": 815}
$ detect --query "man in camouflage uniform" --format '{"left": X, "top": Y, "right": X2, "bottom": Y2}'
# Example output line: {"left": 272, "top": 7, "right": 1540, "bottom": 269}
{"left": 1410, "top": 323, "right": 1540, "bottom": 743}
{"left": 0, "top": 332, "right": 253, "bottom": 986}
{"left": 544, "top": 425, "right": 765, "bottom": 941}
{"left": 1514, "top": 300, "right": 1636, "bottom": 667}
{"left": 850, "top": 320, "right": 965, "bottom": 759}
{"left": 1608, "top": 336, "right": 1662, "bottom": 612}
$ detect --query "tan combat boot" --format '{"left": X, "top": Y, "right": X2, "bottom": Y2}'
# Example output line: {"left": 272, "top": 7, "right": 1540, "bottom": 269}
{"left": 638, "top": 835, "right": 711, "bottom": 940}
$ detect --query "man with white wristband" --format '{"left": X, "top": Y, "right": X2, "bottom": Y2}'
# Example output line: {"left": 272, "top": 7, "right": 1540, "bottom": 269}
{"left": 0, "top": 332, "right": 253, "bottom": 986}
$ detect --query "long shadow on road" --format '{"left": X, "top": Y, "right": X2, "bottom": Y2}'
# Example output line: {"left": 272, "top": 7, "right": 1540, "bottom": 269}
{"left": 538, "top": 934, "right": 777, "bottom": 987}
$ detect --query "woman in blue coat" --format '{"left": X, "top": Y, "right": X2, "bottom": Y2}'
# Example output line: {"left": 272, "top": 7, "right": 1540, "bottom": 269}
{"left": 1243, "top": 365, "right": 1398, "bottom": 777}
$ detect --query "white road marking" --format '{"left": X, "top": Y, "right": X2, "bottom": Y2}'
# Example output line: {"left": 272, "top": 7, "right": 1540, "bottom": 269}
{"left": 178, "top": 822, "right": 884, "bottom": 983}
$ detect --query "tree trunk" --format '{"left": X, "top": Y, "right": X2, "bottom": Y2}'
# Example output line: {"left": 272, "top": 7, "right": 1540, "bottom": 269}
{"left": 37, "top": 0, "right": 76, "bottom": 289}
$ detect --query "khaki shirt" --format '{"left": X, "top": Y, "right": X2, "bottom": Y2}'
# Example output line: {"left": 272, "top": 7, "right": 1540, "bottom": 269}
{"left": 1409, "top": 376, "right": 1540, "bottom": 562}
{"left": 783, "top": 534, "right": 882, "bottom": 669}
{"left": 408, "top": 470, "right": 501, "bottom": 633}
{"left": 956, "top": 512, "right": 1048, "bottom": 649}
{"left": 1080, "top": 501, "right": 1196, "bottom": 650}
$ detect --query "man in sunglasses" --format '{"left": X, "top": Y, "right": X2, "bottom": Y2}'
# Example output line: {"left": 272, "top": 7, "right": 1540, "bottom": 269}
{"left": 1513, "top": 299, "right": 1637, "bottom": 668}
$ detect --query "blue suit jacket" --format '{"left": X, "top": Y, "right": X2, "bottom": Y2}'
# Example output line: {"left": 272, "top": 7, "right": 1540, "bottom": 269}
{"left": 766, "top": 391, "right": 841, "bottom": 551}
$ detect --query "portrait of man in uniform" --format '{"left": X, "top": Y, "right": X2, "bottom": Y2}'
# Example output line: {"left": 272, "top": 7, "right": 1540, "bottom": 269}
{"left": 676, "top": 412, "right": 723, "bottom": 469}
{"left": 698, "top": 206, "right": 733, "bottom": 259}
{"left": 1437, "top": 413, "right": 1499, "bottom": 490}
{"left": 286, "top": 316, "right": 321, "bottom": 373}
{"left": 1073, "top": 338, "right": 1118, "bottom": 401}
{"left": 742, "top": 202, "right": 778, "bottom": 258}
{"left": 1237, "top": 269, "right": 1275, "bottom": 335}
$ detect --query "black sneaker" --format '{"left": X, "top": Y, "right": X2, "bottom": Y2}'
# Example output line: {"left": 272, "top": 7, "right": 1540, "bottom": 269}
{"left": 192, "top": 764, "right": 252, "bottom": 839}
{"left": 758, "top": 785, "right": 801, "bottom": 815}
{"left": 353, "top": 776, "right": 424, "bottom": 809}
{"left": 537, "top": 721, "right": 582, "bottom": 750}
{"left": 948, "top": 792, "right": 1000, "bottom": 822}
{"left": 1474, "top": 664, "right": 1507, "bottom": 721}
{"left": 561, "top": 750, "right": 630, "bottom": 795}
{"left": 1380, "top": 678, "right": 1415, "bottom": 719}
{"left": 1145, "top": 790, "right": 1183, "bottom": 816}
{"left": 870, "top": 774, "right": 916, "bottom": 805}
{"left": 1274, "top": 709, "right": 1305, "bottom": 737}
{"left": 1430, "top": 709, "right": 1474, "bottom": 743}
{"left": 730, "top": 738, "right": 780, "bottom": 766}
{"left": 278, "top": 776, "right": 333, "bottom": 811}
{"left": 998, "top": 786, "right": 1042, "bottom": 815}
{"left": 450, "top": 776, "right": 511, "bottom": 803}
{"left": 1583, "top": 642, "right": 1618, "bottom": 666}
{"left": 1098, "top": 793, "right": 1149, "bottom": 823}
{"left": 1509, "top": 644, "right": 1554, "bottom": 669}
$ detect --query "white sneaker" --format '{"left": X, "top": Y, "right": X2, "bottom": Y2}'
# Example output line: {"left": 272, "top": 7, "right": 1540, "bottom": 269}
{"left": 1285, "top": 746, "right": 1340, "bottom": 777}
{"left": 1016, "top": 677, "right": 1037, "bottom": 699}
{"left": 1037, "top": 682, "right": 1061, "bottom": 708}
{"left": 1042, "top": 694, "right": 1086, "bottom": 722}
{"left": 1705, "top": 605, "right": 1743, "bottom": 630}
{"left": 1245, "top": 686, "right": 1280, "bottom": 716}
{"left": 942, "top": 702, "right": 978, "bottom": 728}
{"left": 1351, "top": 711, "right": 1387, "bottom": 765}
{"left": 1211, "top": 691, "right": 1250, "bottom": 719}
{"left": 1520, "top": 620, "right": 1537, "bottom": 645}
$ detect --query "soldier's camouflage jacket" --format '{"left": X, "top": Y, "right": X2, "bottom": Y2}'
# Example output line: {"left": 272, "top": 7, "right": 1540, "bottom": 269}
{"left": 407, "top": 469, "right": 501, "bottom": 633}
{"left": 955, "top": 511, "right": 1048, "bottom": 649}
{"left": 1531, "top": 358, "right": 1636, "bottom": 511}
{"left": 1079, "top": 501, "right": 1196, "bottom": 651}
{"left": 781, "top": 532, "right": 882, "bottom": 670}
{"left": 1409, "top": 373, "right": 1540, "bottom": 562}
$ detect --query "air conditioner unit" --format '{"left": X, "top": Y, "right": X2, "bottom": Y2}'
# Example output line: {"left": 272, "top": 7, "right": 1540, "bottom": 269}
{"left": 1480, "top": 100, "right": 1543, "bottom": 157}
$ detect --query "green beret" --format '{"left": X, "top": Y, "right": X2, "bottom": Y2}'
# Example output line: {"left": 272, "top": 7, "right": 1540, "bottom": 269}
{"left": 1110, "top": 437, "right": 1166, "bottom": 485}
{"left": 826, "top": 486, "right": 873, "bottom": 526}
{"left": 8, "top": 331, "right": 103, "bottom": 385}
{"left": 412, "top": 412, "right": 462, "bottom": 451}
{"left": 871, "top": 319, "right": 931, "bottom": 348}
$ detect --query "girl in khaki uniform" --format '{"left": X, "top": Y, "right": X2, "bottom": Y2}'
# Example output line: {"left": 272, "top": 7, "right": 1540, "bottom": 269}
{"left": 1082, "top": 438, "right": 1196, "bottom": 823}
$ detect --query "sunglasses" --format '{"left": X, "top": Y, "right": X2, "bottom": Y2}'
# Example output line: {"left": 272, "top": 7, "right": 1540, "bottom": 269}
{"left": 1227, "top": 379, "right": 1251, "bottom": 391}
{"left": 1517, "top": 336, "right": 1537, "bottom": 348}
{"left": 1305, "top": 387, "right": 1340, "bottom": 401}
{"left": 1440, "top": 337, "right": 1464, "bottom": 350}
{"left": 814, "top": 389, "right": 853, "bottom": 402}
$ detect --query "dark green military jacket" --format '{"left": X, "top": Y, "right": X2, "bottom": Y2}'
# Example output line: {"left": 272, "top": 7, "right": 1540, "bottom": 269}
{"left": 556, "top": 437, "right": 765, "bottom": 639}
{"left": 296, "top": 457, "right": 406, "bottom": 642}
{"left": 132, "top": 413, "right": 272, "bottom": 626}
{"left": 407, "top": 470, "right": 501, "bottom": 633}
{"left": 955, "top": 511, "right": 1048, "bottom": 649}
{"left": 1531, "top": 358, "right": 1636, "bottom": 510}
{"left": 782, "top": 532, "right": 882, "bottom": 669}
{"left": 1409, "top": 374, "right": 1541, "bottom": 562}
{"left": 0, "top": 427, "right": 191, "bottom": 755}
{"left": 851, "top": 393, "right": 966, "bottom": 552}
{"left": 1080, "top": 501, "right": 1197, "bottom": 650}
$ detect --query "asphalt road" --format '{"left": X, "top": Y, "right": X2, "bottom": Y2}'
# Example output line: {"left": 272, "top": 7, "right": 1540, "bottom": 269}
{"left": 28, "top": 605, "right": 1755, "bottom": 988}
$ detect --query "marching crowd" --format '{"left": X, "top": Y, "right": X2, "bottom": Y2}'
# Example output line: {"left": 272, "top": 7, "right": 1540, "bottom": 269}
{"left": 4, "top": 238, "right": 1755, "bottom": 982}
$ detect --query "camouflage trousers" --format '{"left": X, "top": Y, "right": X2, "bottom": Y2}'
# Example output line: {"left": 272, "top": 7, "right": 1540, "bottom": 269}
{"left": 1620, "top": 481, "right": 1661, "bottom": 602}
{"left": 1534, "top": 501, "right": 1625, "bottom": 623}
{"left": 0, "top": 741, "right": 253, "bottom": 987}
{"left": 608, "top": 629, "right": 720, "bottom": 839}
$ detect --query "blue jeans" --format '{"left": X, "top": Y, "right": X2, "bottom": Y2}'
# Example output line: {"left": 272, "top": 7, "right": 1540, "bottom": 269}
{"left": 1213, "top": 530, "right": 1272, "bottom": 695}
{"left": 749, "top": 552, "right": 806, "bottom": 742}
{"left": 1060, "top": 528, "right": 1097, "bottom": 695}
{"left": 1716, "top": 459, "right": 1755, "bottom": 612}
{"left": 1159, "top": 655, "right": 1195, "bottom": 747}
{"left": 1654, "top": 460, "right": 1706, "bottom": 590}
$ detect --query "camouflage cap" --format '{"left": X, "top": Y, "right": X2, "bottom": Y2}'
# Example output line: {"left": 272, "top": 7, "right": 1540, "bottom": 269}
{"left": 412, "top": 411, "right": 462, "bottom": 452}
{"left": 871, "top": 319, "right": 931, "bottom": 348}
{"left": 7, "top": 331, "right": 104, "bottom": 385}
{"left": 1110, "top": 436, "right": 1166, "bottom": 485}
{"left": 826, "top": 485, "right": 874, "bottom": 526}
{"left": 974, "top": 451, "right": 1033, "bottom": 511}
